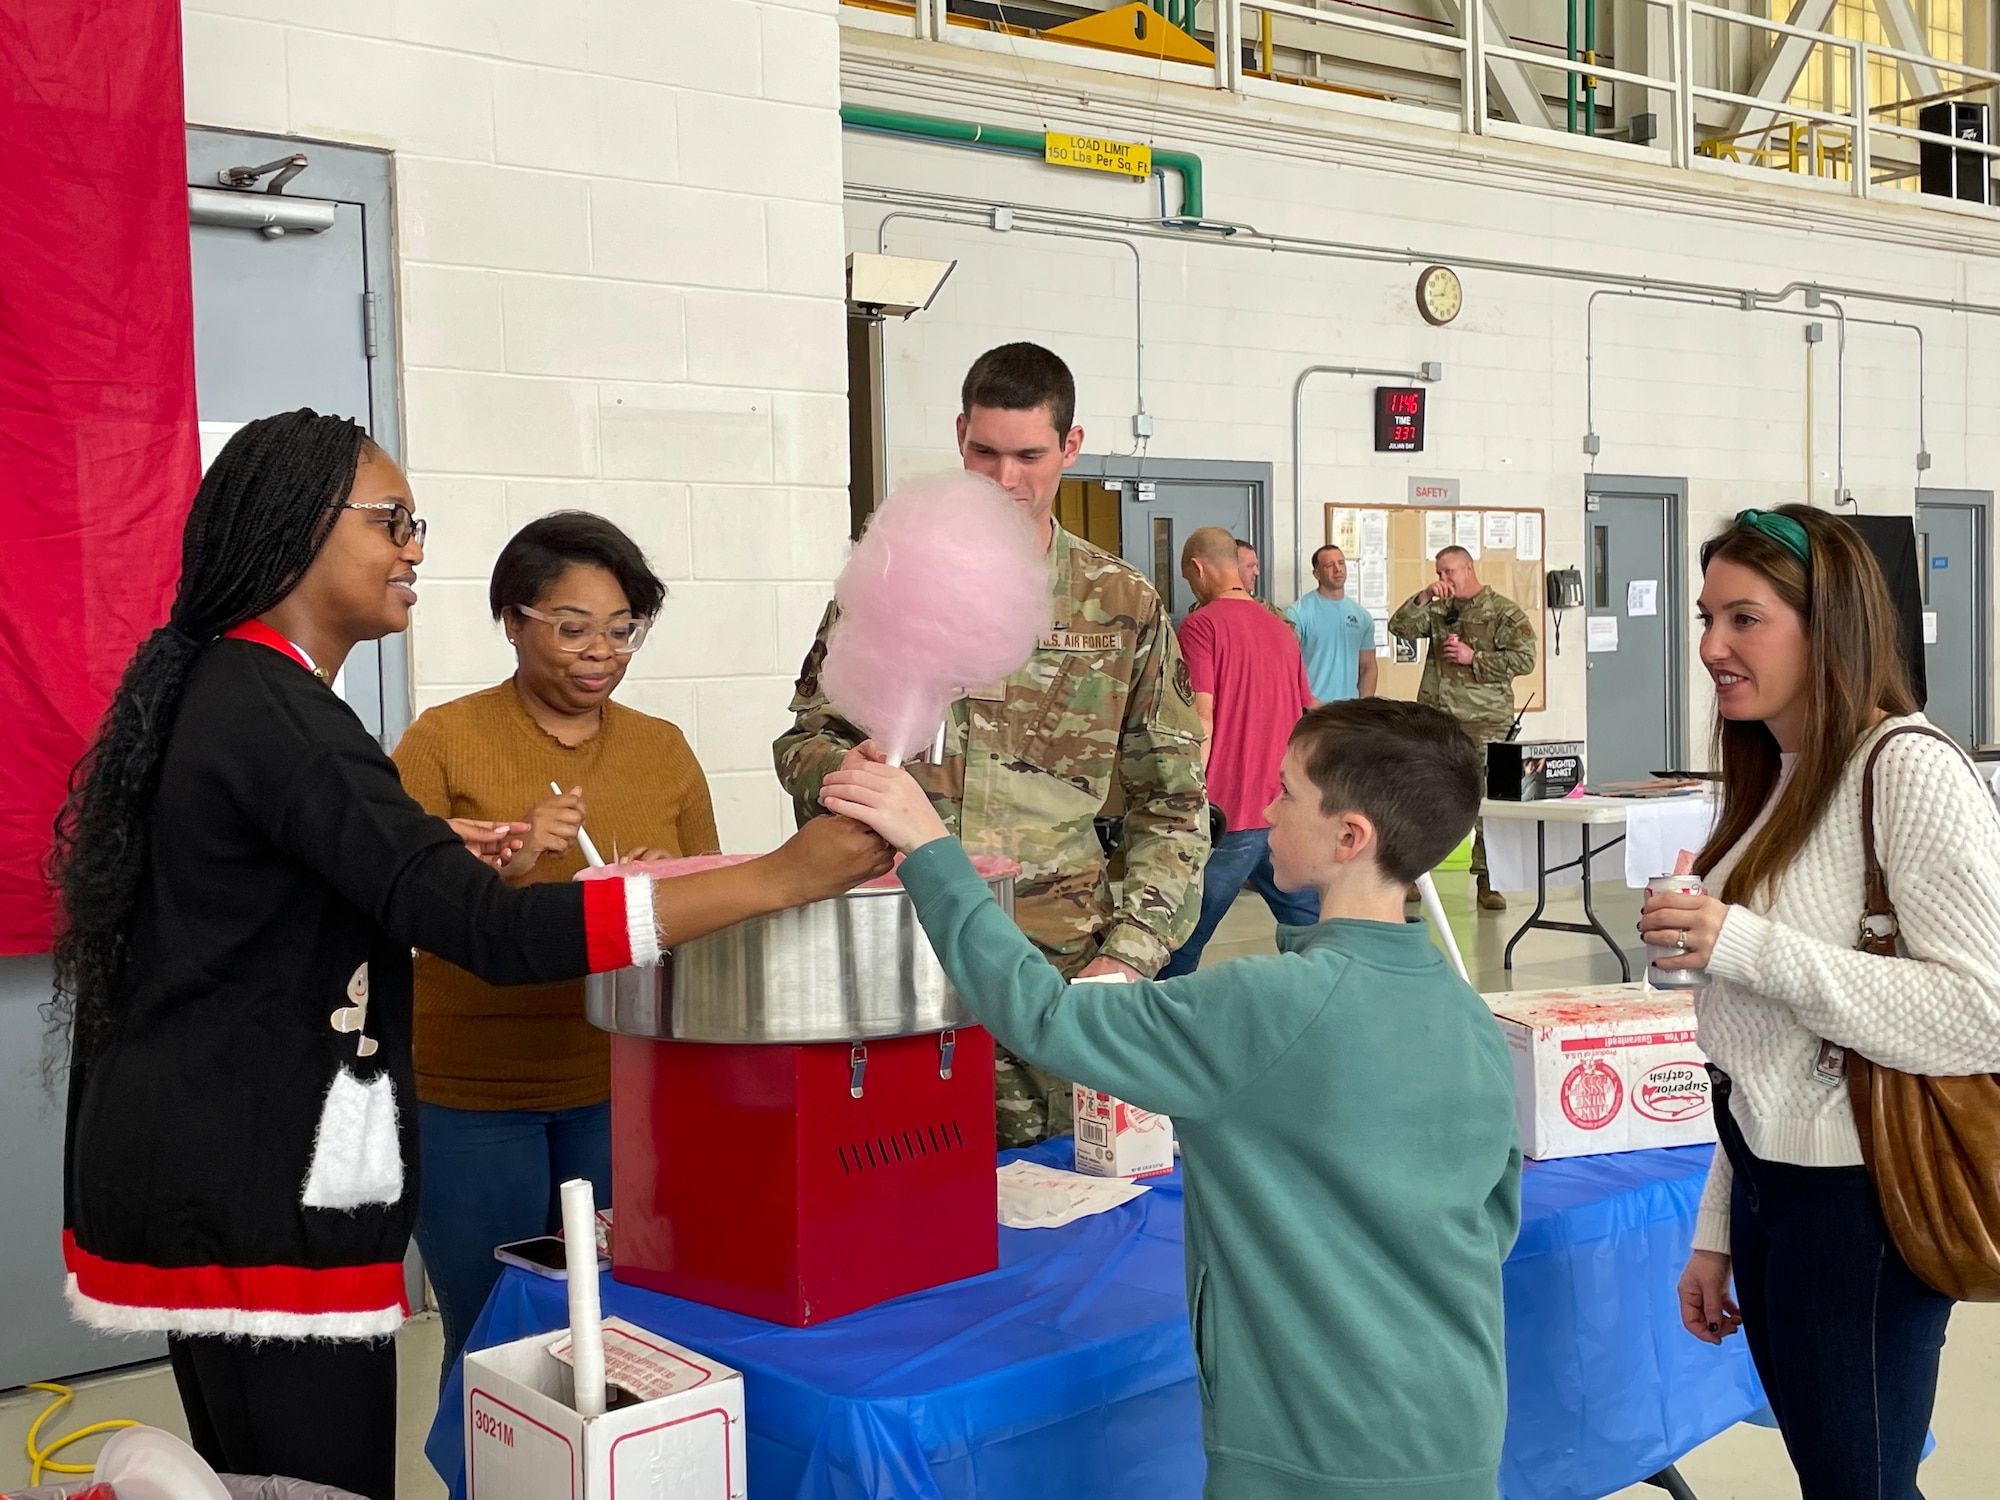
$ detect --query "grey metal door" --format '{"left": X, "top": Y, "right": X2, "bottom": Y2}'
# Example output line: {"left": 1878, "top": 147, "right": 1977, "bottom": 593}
{"left": 184, "top": 130, "right": 408, "bottom": 751}
{"left": 1915, "top": 491, "right": 1990, "bottom": 746}
{"left": 1119, "top": 479, "right": 1258, "bottom": 622}
{"left": 191, "top": 210, "right": 372, "bottom": 422}
{"left": 187, "top": 202, "right": 403, "bottom": 743}
{"left": 1584, "top": 483, "right": 1686, "bottom": 784}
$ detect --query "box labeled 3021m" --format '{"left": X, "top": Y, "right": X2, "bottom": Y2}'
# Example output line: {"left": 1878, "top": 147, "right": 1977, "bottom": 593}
{"left": 1487, "top": 740, "right": 1584, "bottom": 801}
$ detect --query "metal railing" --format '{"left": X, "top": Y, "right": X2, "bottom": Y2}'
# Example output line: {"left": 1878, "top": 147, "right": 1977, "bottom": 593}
{"left": 847, "top": 0, "right": 2000, "bottom": 210}
{"left": 1698, "top": 120, "right": 1854, "bottom": 182}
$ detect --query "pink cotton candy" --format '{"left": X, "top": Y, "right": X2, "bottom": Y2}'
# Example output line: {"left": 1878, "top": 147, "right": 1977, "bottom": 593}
{"left": 820, "top": 472, "right": 1051, "bottom": 763}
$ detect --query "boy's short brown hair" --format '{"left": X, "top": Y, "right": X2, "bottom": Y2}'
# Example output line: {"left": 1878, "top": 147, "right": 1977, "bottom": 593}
{"left": 1288, "top": 699, "right": 1481, "bottom": 883}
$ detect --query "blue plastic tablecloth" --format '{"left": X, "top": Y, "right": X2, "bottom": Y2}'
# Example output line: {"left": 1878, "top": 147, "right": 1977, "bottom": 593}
{"left": 429, "top": 1141, "right": 1765, "bottom": 1500}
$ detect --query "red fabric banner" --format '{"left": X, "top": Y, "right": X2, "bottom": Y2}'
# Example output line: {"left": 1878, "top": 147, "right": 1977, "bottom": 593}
{"left": 0, "top": 4, "right": 199, "bottom": 953}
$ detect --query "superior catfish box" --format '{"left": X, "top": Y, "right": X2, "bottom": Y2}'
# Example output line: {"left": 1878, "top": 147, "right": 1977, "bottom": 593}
{"left": 1484, "top": 983, "right": 1714, "bottom": 1160}
{"left": 1486, "top": 740, "right": 1585, "bottom": 801}
{"left": 465, "top": 1317, "right": 747, "bottom": 1500}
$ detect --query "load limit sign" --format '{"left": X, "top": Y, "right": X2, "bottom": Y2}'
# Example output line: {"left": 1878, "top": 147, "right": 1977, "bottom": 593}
{"left": 1045, "top": 132, "right": 1153, "bottom": 178}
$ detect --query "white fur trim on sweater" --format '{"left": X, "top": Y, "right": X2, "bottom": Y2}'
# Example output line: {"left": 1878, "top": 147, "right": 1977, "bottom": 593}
{"left": 301, "top": 1067, "right": 404, "bottom": 1210}
{"left": 625, "top": 874, "right": 662, "bottom": 965}
{"left": 65, "top": 1276, "right": 406, "bottom": 1340}
{"left": 1691, "top": 714, "right": 2000, "bottom": 1252}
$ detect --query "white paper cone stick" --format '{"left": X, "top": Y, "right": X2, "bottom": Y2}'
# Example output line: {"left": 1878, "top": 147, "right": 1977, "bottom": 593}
{"left": 559, "top": 1177, "right": 607, "bottom": 1417}
{"left": 551, "top": 781, "right": 606, "bottom": 868}
{"left": 1416, "top": 872, "right": 1470, "bottom": 984}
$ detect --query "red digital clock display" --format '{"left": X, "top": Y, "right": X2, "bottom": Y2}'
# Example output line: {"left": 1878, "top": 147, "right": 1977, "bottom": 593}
{"left": 1375, "top": 387, "right": 1426, "bottom": 452}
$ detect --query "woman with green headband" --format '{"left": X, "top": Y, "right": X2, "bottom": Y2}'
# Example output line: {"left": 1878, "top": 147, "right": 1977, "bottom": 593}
{"left": 1639, "top": 502, "right": 2000, "bottom": 1499}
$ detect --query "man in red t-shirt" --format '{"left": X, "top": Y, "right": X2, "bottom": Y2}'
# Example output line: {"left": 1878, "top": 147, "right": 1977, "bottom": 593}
{"left": 1160, "top": 527, "right": 1319, "bottom": 977}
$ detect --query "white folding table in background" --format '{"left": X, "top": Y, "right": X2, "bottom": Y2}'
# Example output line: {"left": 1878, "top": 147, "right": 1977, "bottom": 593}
{"left": 1480, "top": 793, "right": 1720, "bottom": 982}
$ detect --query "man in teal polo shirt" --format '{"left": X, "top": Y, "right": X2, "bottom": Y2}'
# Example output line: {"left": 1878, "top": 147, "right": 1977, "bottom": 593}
{"left": 1287, "top": 544, "right": 1377, "bottom": 702}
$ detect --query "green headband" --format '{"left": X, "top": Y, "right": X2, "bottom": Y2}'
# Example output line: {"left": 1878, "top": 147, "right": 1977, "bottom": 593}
{"left": 1733, "top": 509, "right": 1811, "bottom": 566}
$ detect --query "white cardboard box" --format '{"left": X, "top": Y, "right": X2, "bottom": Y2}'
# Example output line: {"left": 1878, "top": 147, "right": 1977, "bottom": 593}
{"left": 1072, "top": 1086, "right": 1176, "bottom": 1178}
{"left": 1068, "top": 972, "right": 1175, "bottom": 1179}
{"left": 1484, "top": 983, "right": 1715, "bottom": 1161}
{"left": 465, "top": 1318, "right": 748, "bottom": 1500}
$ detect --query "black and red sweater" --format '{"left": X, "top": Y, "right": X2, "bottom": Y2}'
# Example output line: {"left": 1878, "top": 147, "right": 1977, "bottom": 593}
{"left": 62, "top": 635, "right": 657, "bottom": 1338}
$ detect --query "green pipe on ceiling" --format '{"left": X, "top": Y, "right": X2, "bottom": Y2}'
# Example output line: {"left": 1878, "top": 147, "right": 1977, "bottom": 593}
{"left": 1565, "top": 0, "right": 1578, "bottom": 134}
{"left": 839, "top": 103, "right": 1207, "bottom": 220}
{"left": 1583, "top": 0, "right": 1598, "bottom": 136}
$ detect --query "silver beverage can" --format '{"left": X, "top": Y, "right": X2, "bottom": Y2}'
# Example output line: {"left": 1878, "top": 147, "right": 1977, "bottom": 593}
{"left": 1645, "top": 873, "right": 1708, "bottom": 989}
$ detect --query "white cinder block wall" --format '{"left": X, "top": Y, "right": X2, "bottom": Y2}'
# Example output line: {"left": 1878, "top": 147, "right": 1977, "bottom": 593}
{"left": 181, "top": 0, "right": 853, "bottom": 852}
{"left": 842, "top": 28, "right": 2000, "bottom": 756}
{"left": 178, "top": 0, "right": 2000, "bottom": 804}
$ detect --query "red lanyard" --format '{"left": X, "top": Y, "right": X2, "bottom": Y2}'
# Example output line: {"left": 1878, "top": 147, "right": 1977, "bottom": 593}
{"left": 223, "top": 620, "right": 323, "bottom": 680}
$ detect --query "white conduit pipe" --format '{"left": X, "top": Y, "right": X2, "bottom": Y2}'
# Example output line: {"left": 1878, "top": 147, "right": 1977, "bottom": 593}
{"left": 1585, "top": 289, "right": 1930, "bottom": 497}
{"left": 848, "top": 180, "right": 2000, "bottom": 323}
{"left": 1292, "top": 363, "right": 1442, "bottom": 600}
{"left": 877, "top": 209, "right": 1147, "bottom": 429}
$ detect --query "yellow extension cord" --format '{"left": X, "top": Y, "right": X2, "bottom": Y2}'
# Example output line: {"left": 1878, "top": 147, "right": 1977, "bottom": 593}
{"left": 23, "top": 1382, "right": 137, "bottom": 1487}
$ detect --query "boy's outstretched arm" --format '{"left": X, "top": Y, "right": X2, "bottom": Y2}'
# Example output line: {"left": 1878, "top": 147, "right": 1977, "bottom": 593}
{"left": 823, "top": 753, "right": 1319, "bottom": 1126}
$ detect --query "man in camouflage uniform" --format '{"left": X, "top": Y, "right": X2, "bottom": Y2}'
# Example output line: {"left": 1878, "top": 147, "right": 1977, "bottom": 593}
{"left": 775, "top": 343, "right": 1209, "bottom": 1146}
{"left": 1387, "top": 545, "right": 1536, "bottom": 912}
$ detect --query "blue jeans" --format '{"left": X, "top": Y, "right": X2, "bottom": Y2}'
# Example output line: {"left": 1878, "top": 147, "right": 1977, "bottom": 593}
{"left": 1159, "top": 827, "right": 1320, "bottom": 979}
{"left": 1715, "top": 1072, "right": 1953, "bottom": 1499}
{"left": 415, "top": 1099, "right": 613, "bottom": 1382}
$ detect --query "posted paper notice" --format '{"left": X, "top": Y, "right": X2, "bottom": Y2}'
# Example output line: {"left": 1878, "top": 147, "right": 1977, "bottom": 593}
{"left": 1359, "top": 509, "right": 1389, "bottom": 561}
{"left": 1586, "top": 616, "right": 1620, "bottom": 653}
{"left": 1425, "top": 511, "right": 1454, "bottom": 553}
{"left": 1483, "top": 511, "right": 1516, "bottom": 551}
{"left": 1329, "top": 508, "right": 1360, "bottom": 554}
{"left": 1517, "top": 513, "right": 1543, "bottom": 561}
{"left": 1627, "top": 580, "right": 1658, "bottom": 617}
{"left": 1455, "top": 512, "right": 1482, "bottom": 560}
{"left": 1357, "top": 561, "right": 1389, "bottom": 608}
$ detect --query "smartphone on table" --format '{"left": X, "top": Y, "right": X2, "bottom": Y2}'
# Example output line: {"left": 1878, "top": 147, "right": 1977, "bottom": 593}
{"left": 493, "top": 1234, "right": 610, "bottom": 1280}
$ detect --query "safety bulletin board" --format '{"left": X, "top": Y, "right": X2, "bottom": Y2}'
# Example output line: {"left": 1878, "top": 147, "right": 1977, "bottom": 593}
{"left": 1322, "top": 503, "right": 1547, "bottom": 715}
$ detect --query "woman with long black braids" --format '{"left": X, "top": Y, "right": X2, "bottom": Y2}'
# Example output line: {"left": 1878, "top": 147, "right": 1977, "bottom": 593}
{"left": 50, "top": 410, "right": 889, "bottom": 1498}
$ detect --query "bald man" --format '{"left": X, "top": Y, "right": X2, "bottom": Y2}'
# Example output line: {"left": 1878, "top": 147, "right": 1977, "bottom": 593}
{"left": 1160, "top": 527, "right": 1319, "bottom": 977}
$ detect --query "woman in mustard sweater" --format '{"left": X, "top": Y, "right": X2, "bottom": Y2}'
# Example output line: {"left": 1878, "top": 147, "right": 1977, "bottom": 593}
{"left": 393, "top": 511, "right": 715, "bottom": 1377}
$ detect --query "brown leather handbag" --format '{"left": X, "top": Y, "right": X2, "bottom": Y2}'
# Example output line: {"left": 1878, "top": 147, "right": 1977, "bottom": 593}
{"left": 1845, "top": 724, "right": 2000, "bottom": 1302}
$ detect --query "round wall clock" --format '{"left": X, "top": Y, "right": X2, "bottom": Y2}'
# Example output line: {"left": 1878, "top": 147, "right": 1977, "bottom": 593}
{"left": 1417, "top": 264, "right": 1463, "bottom": 326}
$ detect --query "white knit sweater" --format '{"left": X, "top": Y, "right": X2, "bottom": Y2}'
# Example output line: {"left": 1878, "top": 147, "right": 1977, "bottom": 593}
{"left": 1692, "top": 713, "right": 2000, "bottom": 1255}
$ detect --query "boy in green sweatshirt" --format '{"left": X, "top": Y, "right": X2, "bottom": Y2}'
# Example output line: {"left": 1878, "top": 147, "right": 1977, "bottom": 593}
{"left": 823, "top": 697, "right": 1521, "bottom": 1500}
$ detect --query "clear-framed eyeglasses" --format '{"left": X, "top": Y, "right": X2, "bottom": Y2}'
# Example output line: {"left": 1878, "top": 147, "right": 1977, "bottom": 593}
{"left": 346, "top": 501, "right": 426, "bottom": 548}
{"left": 513, "top": 603, "right": 652, "bottom": 654}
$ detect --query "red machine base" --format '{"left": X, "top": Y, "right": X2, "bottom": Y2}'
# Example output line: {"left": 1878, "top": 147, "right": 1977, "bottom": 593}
{"left": 610, "top": 1029, "right": 998, "bottom": 1326}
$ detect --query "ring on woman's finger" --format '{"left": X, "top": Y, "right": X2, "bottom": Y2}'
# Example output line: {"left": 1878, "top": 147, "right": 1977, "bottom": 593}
{"left": 1674, "top": 929, "right": 1688, "bottom": 952}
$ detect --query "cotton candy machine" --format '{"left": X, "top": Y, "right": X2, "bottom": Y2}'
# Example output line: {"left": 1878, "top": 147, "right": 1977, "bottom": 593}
{"left": 584, "top": 856, "right": 1013, "bottom": 1326}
